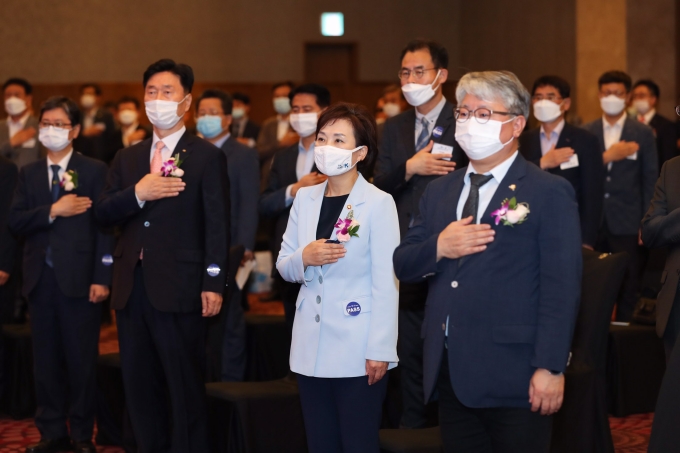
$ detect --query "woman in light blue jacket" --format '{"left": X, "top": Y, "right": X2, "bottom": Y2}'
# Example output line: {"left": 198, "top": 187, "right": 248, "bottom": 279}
{"left": 276, "top": 103, "right": 399, "bottom": 453}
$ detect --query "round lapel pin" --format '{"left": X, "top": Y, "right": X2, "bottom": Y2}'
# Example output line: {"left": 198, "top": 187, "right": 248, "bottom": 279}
{"left": 207, "top": 264, "right": 221, "bottom": 277}
{"left": 345, "top": 301, "right": 361, "bottom": 316}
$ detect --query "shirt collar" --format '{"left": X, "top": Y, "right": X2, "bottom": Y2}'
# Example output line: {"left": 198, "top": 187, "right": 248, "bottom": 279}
{"left": 603, "top": 113, "right": 626, "bottom": 130}
{"left": 152, "top": 126, "right": 186, "bottom": 154}
{"left": 298, "top": 139, "right": 314, "bottom": 153}
{"left": 539, "top": 119, "right": 565, "bottom": 139}
{"left": 47, "top": 149, "right": 74, "bottom": 171}
{"left": 465, "top": 151, "right": 519, "bottom": 184}
{"left": 213, "top": 132, "right": 231, "bottom": 149}
{"left": 415, "top": 96, "right": 447, "bottom": 124}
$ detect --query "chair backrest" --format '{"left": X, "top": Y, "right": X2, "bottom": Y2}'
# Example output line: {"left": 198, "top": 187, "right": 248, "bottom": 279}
{"left": 570, "top": 249, "right": 628, "bottom": 370}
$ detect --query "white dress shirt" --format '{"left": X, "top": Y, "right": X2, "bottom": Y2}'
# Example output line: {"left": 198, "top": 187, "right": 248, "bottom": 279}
{"left": 415, "top": 96, "right": 447, "bottom": 146}
{"left": 603, "top": 114, "right": 627, "bottom": 171}
{"left": 284, "top": 140, "right": 316, "bottom": 206}
{"left": 539, "top": 119, "right": 565, "bottom": 156}
{"left": 47, "top": 149, "right": 74, "bottom": 222}
{"left": 121, "top": 122, "right": 142, "bottom": 147}
{"left": 136, "top": 126, "right": 186, "bottom": 207}
{"left": 639, "top": 108, "right": 655, "bottom": 125}
{"left": 276, "top": 115, "right": 290, "bottom": 141}
{"left": 7, "top": 111, "right": 36, "bottom": 148}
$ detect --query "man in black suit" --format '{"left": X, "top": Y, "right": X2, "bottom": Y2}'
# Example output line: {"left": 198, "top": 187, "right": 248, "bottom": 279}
{"left": 583, "top": 70, "right": 658, "bottom": 322}
{"left": 632, "top": 79, "right": 678, "bottom": 168}
{"left": 0, "top": 155, "right": 17, "bottom": 400}
{"left": 10, "top": 96, "right": 112, "bottom": 453}
{"left": 96, "top": 59, "right": 230, "bottom": 453}
{"left": 259, "top": 84, "right": 329, "bottom": 334}
{"left": 113, "top": 96, "right": 151, "bottom": 151}
{"left": 374, "top": 39, "right": 466, "bottom": 429}
{"left": 74, "top": 84, "right": 118, "bottom": 165}
{"left": 231, "top": 92, "right": 260, "bottom": 148}
{"left": 520, "top": 75, "right": 604, "bottom": 248}
{"left": 196, "top": 88, "right": 259, "bottom": 381}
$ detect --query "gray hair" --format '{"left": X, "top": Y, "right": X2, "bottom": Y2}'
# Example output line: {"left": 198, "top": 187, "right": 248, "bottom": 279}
{"left": 455, "top": 71, "right": 531, "bottom": 119}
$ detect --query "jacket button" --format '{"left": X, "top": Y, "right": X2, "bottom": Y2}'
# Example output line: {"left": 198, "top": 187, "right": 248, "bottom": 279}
{"left": 451, "top": 281, "right": 458, "bottom": 288}
{"left": 319, "top": 275, "right": 323, "bottom": 284}
{"left": 604, "top": 193, "right": 610, "bottom": 199}
{"left": 315, "top": 314, "right": 320, "bottom": 322}
{"left": 316, "top": 295, "right": 321, "bottom": 304}
{"left": 606, "top": 176, "right": 611, "bottom": 182}
{"left": 442, "top": 323, "right": 446, "bottom": 331}
{"left": 144, "top": 221, "right": 150, "bottom": 227}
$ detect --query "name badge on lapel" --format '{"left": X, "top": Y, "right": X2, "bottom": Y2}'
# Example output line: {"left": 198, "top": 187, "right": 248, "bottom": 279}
{"left": 344, "top": 301, "right": 361, "bottom": 316}
{"left": 432, "top": 143, "right": 453, "bottom": 161}
{"left": 560, "top": 153, "right": 579, "bottom": 170}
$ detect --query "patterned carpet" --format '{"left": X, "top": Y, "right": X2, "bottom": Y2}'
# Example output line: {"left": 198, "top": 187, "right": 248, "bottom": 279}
{"left": 0, "top": 294, "right": 654, "bottom": 452}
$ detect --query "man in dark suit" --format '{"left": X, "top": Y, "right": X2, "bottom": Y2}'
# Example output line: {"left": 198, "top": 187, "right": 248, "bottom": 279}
{"left": 632, "top": 79, "right": 678, "bottom": 168}
{"left": 0, "top": 78, "right": 41, "bottom": 168}
{"left": 394, "top": 71, "right": 582, "bottom": 452}
{"left": 0, "top": 155, "right": 17, "bottom": 400}
{"left": 374, "top": 38, "right": 466, "bottom": 429}
{"left": 230, "top": 92, "right": 260, "bottom": 148}
{"left": 520, "top": 75, "right": 604, "bottom": 248}
{"left": 74, "top": 84, "right": 118, "bottom": 165}
{"left": 10, "top": 96, "right": 112, "bottom": 453}
{"left": 195, "top": 88, "right": 259, "bottom": 381}
{"left": 259, "top": 84, "right": 329, "bottom": 334}
{"left": 583, "top": 70, "right": 658, "bottom": 322}
{"left": 113, "top": 96, "right": 152, "bottom": 151}
{"left": 96, "top": 59, "right": 230, "bottom": 453}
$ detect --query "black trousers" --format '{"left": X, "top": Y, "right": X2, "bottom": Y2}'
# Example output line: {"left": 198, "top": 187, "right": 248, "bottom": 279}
{"left": 438, "top": 353, "right": 552, "bottom": 453}
{"left": 297, "top": 373, "right": 388, "bottom": 453}
{"left": 221, "top": 287, "right": 246, "bottom": 381}
{"left": 117, "top": 264, "right": 209, "bottom": 453}
{"left": 29, "top": 265, "right": 101, "bottom": 442}
{"left": 597, "top": 226, "right": 641, "bottom": 322}
{"left": 398, "top": 306, "right": 428, "bottom": 428}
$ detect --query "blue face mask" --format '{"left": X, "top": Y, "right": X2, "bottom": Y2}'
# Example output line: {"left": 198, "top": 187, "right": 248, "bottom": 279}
{"left": 196, "top": 115, "right": 224, "bottom": 139}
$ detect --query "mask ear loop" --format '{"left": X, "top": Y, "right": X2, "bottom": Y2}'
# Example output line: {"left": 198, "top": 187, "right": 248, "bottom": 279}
{"left": 500, "top": 115, "right": 519, "bottom": 147}
{"left": 430, "top": 70, "right": 442, "bottom": 92}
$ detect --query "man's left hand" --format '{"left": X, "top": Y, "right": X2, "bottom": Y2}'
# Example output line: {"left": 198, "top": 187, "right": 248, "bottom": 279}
{"left": 201, "top": 291, "right": 222, "bottom": 317}
{"left": 529, "top": 369, "right": 564, "bottom": 415}
{"left": 0, "top": 271, "right": 9, "bottom": 286}
{"left": 89, "top": 284, "right": 110, "bottom": 303}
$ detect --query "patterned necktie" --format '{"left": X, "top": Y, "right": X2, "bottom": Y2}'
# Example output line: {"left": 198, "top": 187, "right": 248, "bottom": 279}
{"left": 416, "top": 117, "right": 430, "bottom": 151}
{"left": 462, "top": 173, "right": 494, "bottom": 224}
{"left": 150, "top": 141, "right": 165, "bottom": 173}
{"left": 45, "top": 165, "right": 61, "bottom": 267}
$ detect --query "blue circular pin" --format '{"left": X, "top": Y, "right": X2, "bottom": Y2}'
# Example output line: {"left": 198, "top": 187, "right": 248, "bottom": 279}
{"left": 102, "top": 254, "right": 113, "bottom": 266}
{"left": 432, "top": 126, "right": 444, "bottom": 138}
{"left": 346, "top": 301, "right": 361, "bottom": 316}
{"left": 207, "top": 264, "right": 221, "bottom": 277}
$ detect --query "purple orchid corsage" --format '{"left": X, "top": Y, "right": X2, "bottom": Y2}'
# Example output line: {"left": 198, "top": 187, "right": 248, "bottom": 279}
{"left": 334, "top": 210, "right": 360, "bottom": 243}
{"left": 160, "top": 153, "right": 185, "bottom": 178}
{"left": 60, "top": 169, "right": 78, "bottom": 191}
{"left": 491, "top": 197, "right": 530, "bottom": 227}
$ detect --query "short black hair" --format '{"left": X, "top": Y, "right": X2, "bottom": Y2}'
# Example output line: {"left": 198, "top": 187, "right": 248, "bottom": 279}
{"left": 80, "top": 83, "right": 102, "bottom": 96}
{"left": 143, "top": 59, "right": 194, "bottom": 94}
{"left": 3, "top": 78, "right": 32, "bottom": 95}
{"left": 532, "top": 75, "right": 571, "bottom": 98}
{"left": 117, "top": 96, "right": 141, "bottom": 110}
{"left": 289, "top": 84, "right": 331, "bottom": 109}
{"left": 39, "top": 96, "right": 82, "bottom": 128}
{"left": 272, "top": 81, "right": 295, "bottom": 92}
{"left": 232, "top": 92, "right": 250, "bottom": 105}
{"left": 633, "top": 79, "right": 660, "bottom": 98}
{"left": 598, "top": 70, "right": 632, "bottom": 92}
{"left": 400, "top": 39, "right": 449, "bottom": 70}
{"left": 196, "top": 89, "right": 233, "bottom": 115}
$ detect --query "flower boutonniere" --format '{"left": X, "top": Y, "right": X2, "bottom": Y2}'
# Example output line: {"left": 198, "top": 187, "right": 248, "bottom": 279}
{"left": 335, "top": 210, "right": 360, "bottom": 243}
{"left": 60, "top": 170, "right": 78, "bottom": 191}
{"left": 161, "top": 153, "right": 185, "bottom": 177}
{"left": 491, "top": 197, "right": 530, "bottom": 226}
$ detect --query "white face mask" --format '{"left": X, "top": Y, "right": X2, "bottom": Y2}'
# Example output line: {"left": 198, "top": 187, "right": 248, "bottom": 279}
{"left": 5, "top": 97, "right": 26, "bottom": 116}
{"left": 314, "top": 145, "right": 364, "bottom": 176}
{"left": 289, "top": 113, "right": 318, "bottom": 137}
{"left": 600, "top": 95, "right": 626, "bottom": 116}
{"left": 80, "top": 94, "right": 96, "bottom": 109}
{"left": 273, "top": 97, "right": 291, "bottom": 115}
{"left": 118, "top": 109, "right": 138, "bottom": 126}
{"left": 382, "top": 102, "right": 401, "bottom": 118}
{"left": 401, "top": 70, "right": 441, "bottom": 107}
{"left": 455, "top": 117, "right": 516, "bottom": 161}
{"left": 39, "top": 126, "right": 71, "bottom": 152}
{"left": 633, "top": 99, "right": 651, "bottom": 115}
{"left": 532, "top": 99, "right": 563, "bottom": 123}
{"left": 145, "top": 95, "right": 187, "bottom": 130}
{"left": 232, "top": 107, "right": 246, "bottom": 119}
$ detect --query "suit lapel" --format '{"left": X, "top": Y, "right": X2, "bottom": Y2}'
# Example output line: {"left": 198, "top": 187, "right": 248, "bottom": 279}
{"left": 305, "top": 182, "right": 326, "bottom": 247}
{"left": 431, "top": 101, "right": 454, "bottom": 142}
{"left": 555, "top": 124, "right": 572, "bottom": 150}
{"left": 480, "top": 154, "right": 528, "bottom": 225}
{"left": 594, "top": 119, "right": 606, "bottom": 153}
{"left": 400, "top": 110, "right": 417, "bottom": 155}
{"left": 328, "top": 174, "right": 369, "bottom": 241}
{"left": 36, "top": 159, "right": 53, "bottom": 207}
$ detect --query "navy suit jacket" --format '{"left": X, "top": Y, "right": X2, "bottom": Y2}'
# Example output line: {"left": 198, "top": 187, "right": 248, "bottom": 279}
{"left": 519, "top": 123, "right": 604, "bottom": 246}
{"left": 582, "top": 117, "right": 658, "bottom": 235}
{"left": 9, "top": 152, "right": 113, "bottom": 298}
{"left": 393, "top": 153, "right": 582, "bottom": 408}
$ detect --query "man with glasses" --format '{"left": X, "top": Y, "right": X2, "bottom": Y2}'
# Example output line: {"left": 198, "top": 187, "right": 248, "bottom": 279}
{"left": 394, "top": 70, "right": 581, "bottom": 452}
{"left": 519, "top": 75, "right": 604, "bottom": 249}
{"left": 374, "top": 39, "right": 467, "bottom": 430}
{"left": 583, "top": 70, "right": 658, "bottom": 322}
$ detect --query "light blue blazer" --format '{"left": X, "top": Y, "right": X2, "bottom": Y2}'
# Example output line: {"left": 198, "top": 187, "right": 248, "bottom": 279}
{"left": 276, "top": 174, "right": 400, "bottom": 378}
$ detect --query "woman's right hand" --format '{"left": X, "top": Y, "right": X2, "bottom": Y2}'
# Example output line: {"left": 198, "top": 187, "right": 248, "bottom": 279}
{"left": 302, "top": 239, "right": 346, "bottom": 267}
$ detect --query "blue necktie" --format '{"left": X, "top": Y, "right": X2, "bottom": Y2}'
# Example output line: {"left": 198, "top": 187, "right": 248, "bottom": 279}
{"left": 416, "top": 117, "right": 430, "bottom": 151}
{"left": 45, "top": 165, "right": 61, "bottom": 268}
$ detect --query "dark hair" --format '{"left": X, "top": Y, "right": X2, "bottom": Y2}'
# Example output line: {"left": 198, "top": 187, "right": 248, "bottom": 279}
{"left": 272, "top": 81, "right": 295, "bottom": 92}
{"left": 39, "top": 96, "right": 82, "bottom": 128}
{"left": 598, "top": 70, "right": 632, "bottom": 92}
{"left": 80, "top": 83, "right": 102, "bottom": 96}
{"left": 633, "top": 79, "right": 660, "bottom": 98}
{"left": 196, "top": 89, "right": 233, "bottom": 115}
{"left": 143, "top": 59, "right": 194, "bottom": 94}
{"left": 117, "top": 96, "right": 140, "bottom": 109}
{"left": 316, "top": 102, "right": 377, "bottom": 175}
{"left": 289, "top": 84, "right": 331, "bottom": 108}
{"left": 532, "top": 75, "right": 571, "bottom": 98}
{"left": 400, "top": 39, "right": 449, "bottom": 69}
{"left": 232, "top": 92, "right": 250, "bottom": 105}
{"left": 3, "top": 78, "right": 32, "bottom": 95}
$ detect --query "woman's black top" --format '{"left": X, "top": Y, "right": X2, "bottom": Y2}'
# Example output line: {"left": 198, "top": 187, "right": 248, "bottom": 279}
{"left": 316, "top": 194, "right": 350, "bottom": 240}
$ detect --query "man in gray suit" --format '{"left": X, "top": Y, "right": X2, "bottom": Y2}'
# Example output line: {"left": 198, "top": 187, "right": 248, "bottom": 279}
{"left": 196, "top": 89, "right": 259, "bottom": 381}
{"left": 0, "top": 78, "right": 41, "bottom": 169}
{"left": 583, "top": 70, "right": 658, "bottom": 322}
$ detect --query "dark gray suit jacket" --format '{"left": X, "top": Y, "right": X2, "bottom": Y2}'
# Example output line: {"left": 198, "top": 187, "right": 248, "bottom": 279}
{"left": 0, "top": 115, "right": 41, "bottom": 169}
{"left": 219, "top": 136, "right": 259, "bottom": 251}
{"left": 583, "top": 117, "right": 658, "bottom": 236}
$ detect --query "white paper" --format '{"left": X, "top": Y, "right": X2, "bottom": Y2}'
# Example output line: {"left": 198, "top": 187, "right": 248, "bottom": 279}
{"left": 626, "top": 152, "right": 638, "bottom": 161}
{"left": 235, "top": 259, "right": 257, "bottom": 290}
{"left": 560, "top": 153, "right": 580, "bottom": 170}
{"left": 432, "top": 143, "right": 453, "bottom": 161}
{"left": 22, "top": 138, "right": 36, "bottom": 148}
